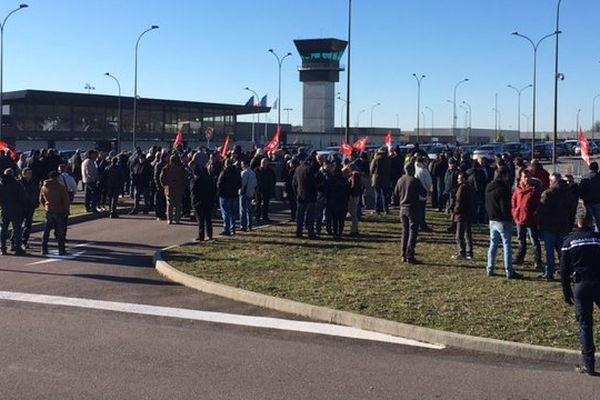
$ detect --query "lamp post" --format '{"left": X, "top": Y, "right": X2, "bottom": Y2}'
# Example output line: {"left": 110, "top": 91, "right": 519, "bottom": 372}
{"left": 283, "top": 107, "right": 293, "bottom": 125}
{"left": 459, "top": 105, "right": 469, "bottom": 129}
{"left": 370, "top": 102, "right": 381, "bottom": 129}
{"left": 356, "top": 109, "right": 365, "bottom": 128}
{"left": 337, "top": 95, "right": 348, "bottom": 130}
{"left": 268, "top": 49, "right": 292, "bottom": 128}
{"left": 104, "top": 72, "right": 122, "bottom": 152}
{"left": 421, "top": 111, "right": 427, "bottom": 139}
{"left": 133, "top": 25, "right": 159, "bottom": 150}
{"left": 395, "top": 113, "right": 399, "bottom": 129}
{"left": 552, "top": 0, "right": 563, "bottom": 168}
{"left": 522, "top": 113, "right": 531, "bottom": 135}
{"left": 576, "top": 108, "right": 581, "bottom": 132}
{"left": 0, "top": 3, "right": 28, "bottom": 140}
{"left": 461, "top": 101, "right": 472, "bottom": 143}
{"left": 512, "top": 30, "right": 560, "bottom": 159}
{"left": 245, "top": 87, "right": 260, "bottom": 144}
{"left": 424, "top": 106, "right": 434, "bottom": 137}
{"left": 452, "top": 78, "right": 469, "bottom": 139}
{"left": 507, "top": 84, "right": 532, "bottom": 138}
{"left": 592, "top": 94, "right": 600, "bottom": 140}
{"left": 412, "top": 74, "right": 425, "bottom": 143}
{"left": 345, "top": 0, "right": 352, "bottom": 143}
{"left": 493, "top": 108, "right": 502, "bottom": 132}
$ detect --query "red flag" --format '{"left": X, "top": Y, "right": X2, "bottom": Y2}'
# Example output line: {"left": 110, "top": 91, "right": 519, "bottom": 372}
{"left": 221, "top": 135, "right": 231, "bottom": 159}
{"left": 385, "top": 131, "right": 392, "bottom": 152}
{"left": 352, "top": 136, "right": 369, "bottom": 152}
{"left": 173, "top": 129, "right": 184, "bottom": 148}
{"left": 0, "top": 140, "right": 16, "bottom": 160}
{"left": 264, "top": 127, "right": 282, "bottom": 152}
{"left": 579, "top": 128, "right": 591, "bottom": 165}
{"left": 340, "top": 140, "right": 353, "bottom": 157}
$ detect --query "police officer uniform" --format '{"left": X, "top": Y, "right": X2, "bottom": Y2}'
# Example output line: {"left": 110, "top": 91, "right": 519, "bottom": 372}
{"left": 560, "top": 205, "right": 600, "bottom": 375}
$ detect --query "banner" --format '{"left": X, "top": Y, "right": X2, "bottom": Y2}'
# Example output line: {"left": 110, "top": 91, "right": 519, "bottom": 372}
{"left": 340, "top": 140, "right": 353, "bottom": 157}
{"left": 385, "top": 131, "right": 392, "bottom": 152}
{"left": 579, "top": 128, "right": 591, "bottom": 166}
{"left": 352, "top": 136, "right": 369, "bottom": 152}
{"left": 173, "top": 130, "right": 184, "bottom": 148}
{"left": 221, "top": 135, "right": 231, "bottom": 159}
{"left": 264, "top": 127, "right": 282, "bottom": 152}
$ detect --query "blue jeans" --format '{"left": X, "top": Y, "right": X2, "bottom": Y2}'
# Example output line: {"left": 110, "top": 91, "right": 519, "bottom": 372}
{"left": 296, "top": 201, "right": 315, "bottom": 238}
{"left": 590, "top": 203, "right": 600, "bottom": 232}
{"left": 374, "top": 186, "right": 389, "bottom": 213}
{"left": 487, "top": 221, "right": 514, "bottom": 277}
{"left": 541, "top": 231, "right": 567, "bottom": 278}
{"left": 239, "top": 195, "right": 253, "bottom": 230}
{"left": 219, "top": 197, "right": 237, "bottom": 234}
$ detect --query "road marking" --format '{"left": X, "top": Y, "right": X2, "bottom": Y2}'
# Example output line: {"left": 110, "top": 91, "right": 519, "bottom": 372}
{"left": 26, "top": 242, "right": 95, "bottom": 266}
{"left": 0, "top": 291, "right": 444, "bottom": 350}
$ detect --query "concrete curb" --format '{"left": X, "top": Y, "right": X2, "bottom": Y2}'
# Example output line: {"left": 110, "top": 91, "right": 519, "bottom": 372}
{"left": 153, "top": 247, "right": 581, "bottom": 365}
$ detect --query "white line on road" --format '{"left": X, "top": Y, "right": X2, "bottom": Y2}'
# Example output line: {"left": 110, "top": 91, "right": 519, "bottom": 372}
{"left": 0, "top": 291, "right": 444, "bottom": 350}
{"left": 26, "top": 242, "right": 96, "bottom": 266}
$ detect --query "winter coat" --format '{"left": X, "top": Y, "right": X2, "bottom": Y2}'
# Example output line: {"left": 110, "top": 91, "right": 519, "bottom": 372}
{"left": 538, "top": 181, "right": 576, "bottom": 233}
{"left": 256, "top": 166, "right": 276, "bottom": 197}
{"left": 20, "top": 178, "right": 40, "bottom": 212}
{"left": 191, "top": 168, "right": 217, "bottom": 207}
{"left": 0, "top": 174, "right": 27, "bottom": 220}
{"left": 160, "top": 163, "right": 187, "bottom": 197}
{"left": 485, "top": 178, "right": 512, "bottom": 222}
{"left": 292, "top": 162, "right": 318, "bottom": 203}
{"left": 511, "top": 183, "right": 541, "bottom": 227}
{"left": 105, "top": 164, "right": 124, "bottom": 191}
{"left": 453, "top": 182, "right": 476, "bottom": 223}
{"left": 394, "top": 175, "right": 427, "bottom": 212}
{"left": 217, "top": 166, "right": 242, "bottom": 199}
{"left": 530, "top": 167, "right": 550, "bottom": 190}
{"left": 131, "top": 160, "right": 153, "bottom": 187}
{"left": 579, "top": 171, "right": 600, "bottom": 205}
{"left": 39, "top": 178, "right": 70, "bottom": 215}
{"left": 370, "top": 151, "right": 391, "bottom": 188}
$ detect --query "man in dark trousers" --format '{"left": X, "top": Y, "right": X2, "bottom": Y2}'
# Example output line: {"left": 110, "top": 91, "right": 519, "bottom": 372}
{"left": 579, "top": 161, "right": 600, "bottom": 231}
{"left": 393, "top": 164, "right": 426, "bottom": 264}
{"left": 452, "top": 172, "right": 476, "bottom": 259}
{"left": 0, "top": 168, "right": 27, "bottom": 255}
{"left": 560, "top": 204, "right": 600, "bottom": 376}
{"left": 255, "top": 157, "right": 276, "bottom": 225}
{"left": 104, "top": 157, "right": 124, "bottom": 218}
{"left": 191, "top": 166, "right": 216, "bottom": 241}
{"left": 39, "top": 171, "right": 70, "bottom": 256}
{"left": 292, "top": 158, "right": 318, "bottom": 239}
{"left": 19, "top": 167, "right": 40, "bottom": 249}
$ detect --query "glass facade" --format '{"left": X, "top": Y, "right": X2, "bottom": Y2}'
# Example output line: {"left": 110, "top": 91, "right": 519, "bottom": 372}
{"left": 7, "top": 101, "right": 238, "bottom": 137}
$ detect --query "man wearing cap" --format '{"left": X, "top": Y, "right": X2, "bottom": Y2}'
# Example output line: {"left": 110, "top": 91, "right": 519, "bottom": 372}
{"left": 579, "top": 161, "right": 600, "bottom": 231}
{"left": 0, "top": 168, "right": 27, "bottom": 255}
{"left": 560, "top": 204, "right": 600, "bottom": 376}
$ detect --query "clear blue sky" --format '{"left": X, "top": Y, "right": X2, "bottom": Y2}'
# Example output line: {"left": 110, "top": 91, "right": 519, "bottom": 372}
{"left": 2, "top": 0, "right": 599, "bottom": 132}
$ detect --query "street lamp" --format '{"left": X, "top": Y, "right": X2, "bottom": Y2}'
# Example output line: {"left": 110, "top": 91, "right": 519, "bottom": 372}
{"left": 552, "top": 0, "right": 564, "bottom": 168}
{"left": 593, "top": 94, "right": 600, "bottom": 140}
{"left": 245, "top": 86, "right": 260, "bottom": 144}
{"left": 395, "top": 113, "right": 399, "bottom": 129}
{"left": 507, "top": 84, "right": 532, "bottom": 138}
{"left": 345, "top": 0, "right": 352, "bottom": 143}
{"left": 337, "top": 95, "right": 349, "bottom": 130}
{"left": 0, "top": 3, "right": 28, "bottom": 140}
{"left": 576, "top": 108, "right": 582, "bottom": 132}
{"left": 356, "top": 109, "right": 365, "bottom": 128}
{"left": 452, "top": 78, "right": 469, "bottom": 138}
{"left": 370, "top": 102, "right": 381, "bottom": 129}
{"left": 105, "top": 72, "right": 122, "bottom": 152}
{"left": 522, "top": 113, "right": 531, "bottom": 134}
{"left": 412, "top": 74, "right": 425, "bottom": 143}
{"left": 268, "top": 49, "right": 292, "bottom": 128}
{"left": 459, "top": 104, "right": 469, "bottom": 129}
{"left": 461, "top": 101, "right": 472, "bottom": 142}
{"left": 424, "top": 106, "right": 434, "bottom": 137}
{"left": 132, "top": 25, "right": 159, "bottom": 150}
{"left": 512, "top": 30, "right": 560, "bottom": 159}
{"left": 283, "top": 107, "right": 293, "bottom": 125}
{"left": 492, "top": 108, "right": 502, "bottom": 131}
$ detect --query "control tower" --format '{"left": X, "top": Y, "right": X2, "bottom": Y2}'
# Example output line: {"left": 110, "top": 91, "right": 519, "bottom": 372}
{"left": 294, "top": 38, "right": 348, "bottom": 134}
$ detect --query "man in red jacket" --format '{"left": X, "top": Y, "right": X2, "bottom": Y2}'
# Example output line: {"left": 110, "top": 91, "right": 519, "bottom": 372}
{"left": 512, "top": 170, "right": 543, "bottom": 270}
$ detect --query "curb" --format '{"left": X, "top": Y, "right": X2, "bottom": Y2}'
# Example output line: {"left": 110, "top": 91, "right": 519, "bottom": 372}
{"left": 153, "top": 247, "right": 581, "bottom": 365}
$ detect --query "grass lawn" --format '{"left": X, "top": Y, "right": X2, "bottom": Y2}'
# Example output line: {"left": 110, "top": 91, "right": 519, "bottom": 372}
{"left": 165, "top": 209, "right": 598, "bottom": 350}
{"left": 33, "top": 203, "right": 88, "bottom": 223}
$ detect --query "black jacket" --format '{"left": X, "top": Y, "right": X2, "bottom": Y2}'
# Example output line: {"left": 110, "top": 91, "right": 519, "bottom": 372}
{"left": 20, "top": 178, "right": 40, "bottom": 212}
{"left": 579, "top": 171, "right": 600, "bottom": 205}
{"left": 131, "top": 160, "right": 153, "bottom": 187}
{"left": 191, "top": 168, "right": 217, "bottom": 207}
{"left": 325, "top": 174, "right": 350, "bottom": 211}
{"left": 485, "top": 178, "right": 512, "bottom": 222}
{"left": 256, "top": 166, "right": 276, "bottom": 196}
{"left": 217, "top": 166, "right": 241, "bottom": 199}
{"left": 105, "top": 164, "right": 124, "bottom": 191}
{"left": 560, "top": 227, "right": 600, "bottom": 301}
{"left": 292, "top": 162, "right": 317, "bottom": 203}
{"left": 443, "top": 168, "right": 459, "bottom": 196}
{"left": 538, "top": 181, "right": 576, "bottom": 233}
{"left": 394, "top": 175, "right": 426, "bottom": 212}
{"left": 0, "top": 174, "right": 27, "bottom": 220}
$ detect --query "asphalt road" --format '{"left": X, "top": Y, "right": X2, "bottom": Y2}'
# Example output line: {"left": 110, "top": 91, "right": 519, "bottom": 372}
{"left": 0, "top": 212, "right": 597, "bottom": 399}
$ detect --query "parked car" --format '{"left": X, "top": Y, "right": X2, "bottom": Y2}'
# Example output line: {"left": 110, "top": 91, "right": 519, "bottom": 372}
{"left": 562, "top": 139, "right": 579, "bottom": 155}
{"left": 533, "top": 143, "right": 552, "bottom": 160}
{"left": 574, "top": 141, "right": 599, "bottom": 155}
{"left": 503, "top": 142, "right": 526, "bottom": 158}
{"left": 472, "top": 144, "right": 507, "bottom": 161}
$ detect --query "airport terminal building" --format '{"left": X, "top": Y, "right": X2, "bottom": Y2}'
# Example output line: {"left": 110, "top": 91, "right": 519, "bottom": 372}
{"left": 1, "top": 89, "right": 272, "bottom": 151}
